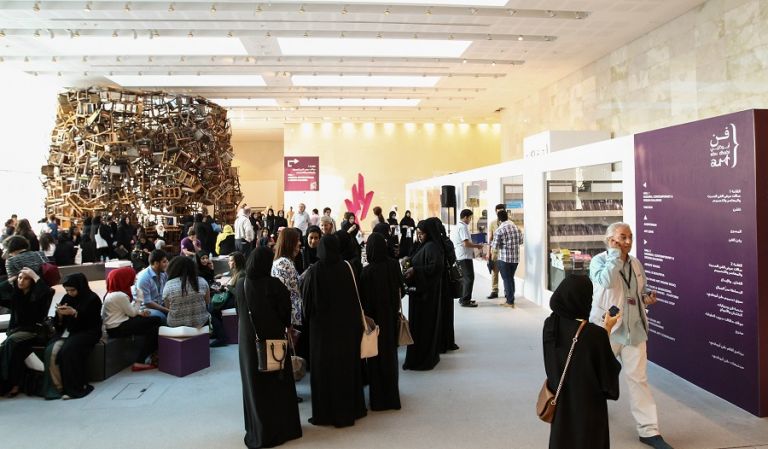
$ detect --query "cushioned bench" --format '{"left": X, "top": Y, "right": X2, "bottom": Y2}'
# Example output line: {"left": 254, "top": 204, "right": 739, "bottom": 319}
{"left": 0, "top": 314, "right": 10, "bottom": 332}
{"left": 87, "top": 335, "right": 147, "bottom": 382}
{"left": 158, "top": 326, "right": 210, "bottom": 377}
{"left": 222, "top": 308, "right": 238, "bottom": 344}
{"left": 59, "top": 263, "right": 106, "bottom": 281}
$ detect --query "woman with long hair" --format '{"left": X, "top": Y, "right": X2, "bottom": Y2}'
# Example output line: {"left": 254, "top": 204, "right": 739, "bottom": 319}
{"left": 209, "top": 251, "right": 246, "bottom": 347}
{"left": 163, "top": 256, "right": 210, "bottom": 328}
{"left": 271, "top": 228, "right": 304, "bottom": 354}
{"left": 236, "top": 246, "right": 302, "bottom": 448}
{"left": 14, "top": 219, "right": 39, "bottom": 252}
{"left": 370, "top": 206, "right": 386, "bottom": 231}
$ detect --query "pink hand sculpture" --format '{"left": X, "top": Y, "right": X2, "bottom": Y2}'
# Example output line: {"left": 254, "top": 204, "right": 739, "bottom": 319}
{"left": 344, "top": 173, "right": 374, "bottom": 223}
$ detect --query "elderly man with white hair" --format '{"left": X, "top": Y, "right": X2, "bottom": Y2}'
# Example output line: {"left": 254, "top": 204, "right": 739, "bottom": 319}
{"left": 589, "top": 222, "right": 672, "bottom": 449}
{"left": 234, "top": 206, "right": 254, "bottom": 256}
{"left": 293, "top": 203, "right": 310, "bottom": 236}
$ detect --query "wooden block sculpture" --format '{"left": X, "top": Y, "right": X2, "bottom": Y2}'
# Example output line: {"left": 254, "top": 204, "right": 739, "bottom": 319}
{"left": 42, "top": 87, "right": 243, "bottom": 224}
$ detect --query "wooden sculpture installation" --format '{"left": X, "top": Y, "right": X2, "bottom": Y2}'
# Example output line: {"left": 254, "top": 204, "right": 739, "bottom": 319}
{"left": 42, "top": 87, "right": 243, "bottom": 224}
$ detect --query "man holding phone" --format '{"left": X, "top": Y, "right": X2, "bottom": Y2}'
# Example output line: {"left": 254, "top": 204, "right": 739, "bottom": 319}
{"left": 589, "top": 222, "right": 672, "bottom": 449}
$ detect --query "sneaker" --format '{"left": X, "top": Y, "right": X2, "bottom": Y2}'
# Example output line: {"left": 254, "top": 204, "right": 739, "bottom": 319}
{"left": 486, "top": 292, "right": 498, "bottom": 299}
{"left": 639, "top": 435, "right": 673, "bottom": 449}
{"left": 131, "top": 363, "right": 157, "bottom": 372}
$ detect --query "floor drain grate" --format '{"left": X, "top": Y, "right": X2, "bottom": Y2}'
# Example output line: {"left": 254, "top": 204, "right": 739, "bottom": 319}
{"left": 112, "top": 383, "right": 152, "bottom": 400}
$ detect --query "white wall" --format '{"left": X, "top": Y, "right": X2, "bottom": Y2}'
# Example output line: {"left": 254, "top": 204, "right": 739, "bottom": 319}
{"left": 406, "top": 135, "right": 636, "bottom": 307}
{"left": 0, "top": 71, "right": 60, "bottom": 224}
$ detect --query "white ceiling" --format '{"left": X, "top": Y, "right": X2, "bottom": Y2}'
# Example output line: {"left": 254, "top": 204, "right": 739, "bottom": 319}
{"left": 0, "top": 0, "right": 706, "bottom": 129}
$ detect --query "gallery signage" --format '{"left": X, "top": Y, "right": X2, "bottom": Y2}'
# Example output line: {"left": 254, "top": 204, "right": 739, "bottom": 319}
{"left": 634, "top": 110, "right": 767, "bottom": 416}
{"left": 284, "top": 156, "right": 319, "bottom": 191}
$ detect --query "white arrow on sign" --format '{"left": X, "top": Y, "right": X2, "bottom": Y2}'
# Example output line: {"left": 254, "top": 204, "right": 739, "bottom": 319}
{"left": 644, "top": 239, "right": 647, "bottom": 245}
{"left": 287, "top": 158, "right": 300, "bottom": 167}
{"left": 643, "top": 182, "right": 647, "bottom": 188}
{"left": 644, "top": 215, "right": 648, "bottom": 220}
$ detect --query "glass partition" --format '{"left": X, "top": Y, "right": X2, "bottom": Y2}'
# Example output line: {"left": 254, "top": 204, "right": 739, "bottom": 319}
{"left": 546, "top": 163, "right": 623, "bottom": 291}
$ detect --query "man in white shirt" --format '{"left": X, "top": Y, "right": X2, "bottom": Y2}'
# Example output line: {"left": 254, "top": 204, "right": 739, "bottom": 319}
{"left": 452, "top": 209, "right": 483, "bottom": 308}
{"left": 293, "top": 203, "right": 310, "bottom": 236}
{"left": 234, "top": 206, "right": 254, "bottom": 256}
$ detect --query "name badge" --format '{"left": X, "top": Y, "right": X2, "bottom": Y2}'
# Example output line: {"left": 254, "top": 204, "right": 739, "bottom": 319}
{"left": 627, "top": 297, "right": 637, "bottom": 305}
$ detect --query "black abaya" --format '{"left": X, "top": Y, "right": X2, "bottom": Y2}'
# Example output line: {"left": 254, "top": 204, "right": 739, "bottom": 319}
{"left": 300, "top": 235, "right": 367, "bottom": 427}
{"left": 399, "top": 214, "right": 416, "bottom": 257}
{"left": 542, "top": 275, "right": 621, "bottom": 449}
{"left": 361, "top": 233, "right": 402, "bottom": 411}
{"left": 403, "top": 219, "right": 444, "bottom": 371}
{"left": 236, "top": 247, "right": 302, "bottom": 448}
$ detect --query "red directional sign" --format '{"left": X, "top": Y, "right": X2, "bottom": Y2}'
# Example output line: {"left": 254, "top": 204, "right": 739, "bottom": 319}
{"left": 284, "top": 156, "right": 319, "bottom": 191}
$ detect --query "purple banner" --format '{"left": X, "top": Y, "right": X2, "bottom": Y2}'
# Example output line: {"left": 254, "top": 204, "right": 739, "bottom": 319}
{"left": 635, "top": 110, "right": 763, "bottom": 415}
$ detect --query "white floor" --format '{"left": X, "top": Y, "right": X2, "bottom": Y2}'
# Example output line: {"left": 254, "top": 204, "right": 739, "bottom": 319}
{"left": 2, "top": 275, "right": 768, "bottom": 449}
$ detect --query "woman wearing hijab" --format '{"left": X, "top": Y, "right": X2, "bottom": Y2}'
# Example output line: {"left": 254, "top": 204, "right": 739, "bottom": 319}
{"left": 0, "top": 268, "right": 53, "bottom": 397}
{"left": 196, "top": 251, "right": 216, "bottom": 286}
{"left": 399, "top": 211, "right": 416, "bottom": 258}
{"left": 216, "top": 224, "right": 235, "bottom": 256}
{"left": 265, "top": 209, "right": 277, "bottom": 237}
{"left": 430, "top": 217, "right": 459, "bottom": 353}
{"left": 43, "top": 273, "right": 102, "bottom": 399}
{"left": 302, "top": 226, "right": 321, "bottom": 268}
{"left": 300, "top": 235, "right": 367, "bottom": 427}
{"left": 373, "top": 222, "right": 398, "bottom": 259}
{"left": 236, "top": 247, "right": 303, "bottom": 448}
{"left": 543, "top": 275, "right": 622, "bottom": 449}
{"left": 102, "top": 267, "right": 162, "bottom": 371}
{"left": 361, "top": 233, "right": 403, "bottom": 411}
{"left": 335, "top": 230, "right": 362, "bottom": 277}
{"left": 81, "top": 216, "right": 96, "bottom": 263}
{"left": 340, "top": 212, "right": 359, "bottom": 239}
{"left": 274, "top": 210, "right": 289, "bottom": 234}
{"left": 402, "top": 218, "right": 444, "bottom": 371}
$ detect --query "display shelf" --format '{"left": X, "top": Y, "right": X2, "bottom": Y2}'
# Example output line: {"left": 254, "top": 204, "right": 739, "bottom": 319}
{"left": 549, "top": 210, "right": 623, "bottom": 218}
{"left": 549, "top": 235, "right": 604, "bottom": 243}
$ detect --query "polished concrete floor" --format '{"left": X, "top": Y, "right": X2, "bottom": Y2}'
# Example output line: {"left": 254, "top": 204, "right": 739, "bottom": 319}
{"left": 2, "top": 271, "right": 768, "bottom": 449}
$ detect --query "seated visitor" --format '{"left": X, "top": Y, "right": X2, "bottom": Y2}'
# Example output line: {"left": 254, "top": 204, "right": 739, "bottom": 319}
{"left": 102, "top": 266, "right": 162, "bottom": 372}
{"left": 3, "top": 235, "right": 46, "bottom": 278}
{"left": 40, "top": 234, "right": 56, "bottom": 260}
{"left": 163, "top": 256, "right": 210, "bottom": 328}
{"left": 196, "top": 251, "right": 215, "bottom": 286}
{"left": 42, "top": 273, "right": 102, "bottom": 400}
{"left": 209, "top": 251, "right": 245, "bottom": 347}
{"left": 136, "top": 249, "right": 169, "bottom": 323}
{"left": 14, "top": 219, "right": 40, "bottom": 252}
{"left": 215, "top": 224, "right": 235, "bottom": 256}
{"left": 0, "top": 268, "right": 53, "bottom": 397}
{"left": 180, "top": 229, "right": 201, "bottom": 257}
{"left": 52, "top": 231, "right": 77, "bottom": 266}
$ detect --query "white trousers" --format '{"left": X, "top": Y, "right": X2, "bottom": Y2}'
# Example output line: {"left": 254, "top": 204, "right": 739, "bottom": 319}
{"left": 611, "top": 341, "right": 660, "bottom": 438}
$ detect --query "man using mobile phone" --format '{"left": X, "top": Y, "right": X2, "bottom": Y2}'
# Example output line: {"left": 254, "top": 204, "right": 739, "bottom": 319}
{"left": 589, "top": 222, "right": 672, "bottom": 449}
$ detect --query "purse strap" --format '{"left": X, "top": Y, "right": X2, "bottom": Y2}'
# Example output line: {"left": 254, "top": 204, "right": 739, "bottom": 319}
{"left": 243, "top": 278, "right": 261, "bottom": 341}
{"left": 345, "top": 261, "right": 368, "bottom": 331}
{"left": 551, "top": 320, "right": 587, "bottom": 405}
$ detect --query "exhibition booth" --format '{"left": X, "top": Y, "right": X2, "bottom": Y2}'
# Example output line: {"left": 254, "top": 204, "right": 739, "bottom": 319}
{"left": 407, "top": 110, "right": 768, "bottom": 417}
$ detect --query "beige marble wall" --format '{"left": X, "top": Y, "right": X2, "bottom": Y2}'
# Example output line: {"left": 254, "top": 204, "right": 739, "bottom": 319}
{"left": 502, "top": 0, "right": 768, "bottom": 160}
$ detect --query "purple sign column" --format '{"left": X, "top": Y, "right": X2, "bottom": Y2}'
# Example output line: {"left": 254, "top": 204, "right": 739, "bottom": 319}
{"left": 635, "top": 110, "right": 766, "bottom": 416}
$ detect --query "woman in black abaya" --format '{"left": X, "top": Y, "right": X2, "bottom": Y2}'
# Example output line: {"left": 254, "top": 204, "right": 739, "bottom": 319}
{"left": 300, "top": 235, "right": 367, "bottom": 427}
{"left": 236, "top": 247, "right": 302, "bottom": 448}
{"left": 402, "top": 219, "right": 443, "bottom": 371}
{"left": 335, "top": 230, "right": 363, "bottom": 278}
{"left": 431, "top": 218, "right": 459, "bottom": 353}
{"left": 373, "top": 223, "right": 398, "bottom": 259}
{"left": 543, "top": 275, "right": 621, "bottom": 449}
{"left": 361, "top": 233, "right": 403, "bottom": 410}
{"left": 399, "top": 210, "right": 416, "bottom": 258}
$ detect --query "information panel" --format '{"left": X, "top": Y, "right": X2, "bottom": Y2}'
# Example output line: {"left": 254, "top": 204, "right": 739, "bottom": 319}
{"left": 634, "top": 110, "right": 763, "bottom": 415}
{"left": 284, "top": 156, "right": 319, "bottom": 191}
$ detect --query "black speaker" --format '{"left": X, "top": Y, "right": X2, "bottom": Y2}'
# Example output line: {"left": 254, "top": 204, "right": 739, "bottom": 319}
{"left": 440, "top": 185, "right": 456, "bottom": 208}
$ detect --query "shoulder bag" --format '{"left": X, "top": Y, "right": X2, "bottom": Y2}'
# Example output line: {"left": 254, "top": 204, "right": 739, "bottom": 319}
{"left": 243, "top": 278, "right": 287, "bottom": 373}
{"left": 397, "top": 299, "right": 414, "bottom": 346}
{"left": 346, "top": 261, "right": 380, "bottom": 358}
{"left": 536, "top": 320, "right": 587, "bottom": 423}
{"left": 38, "top": 253, "right": 61, "bottom": 286}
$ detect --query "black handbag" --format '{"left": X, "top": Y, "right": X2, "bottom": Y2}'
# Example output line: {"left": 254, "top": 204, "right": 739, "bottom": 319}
{"left": 447, "top": 262, "right": 463, "bottom": 299}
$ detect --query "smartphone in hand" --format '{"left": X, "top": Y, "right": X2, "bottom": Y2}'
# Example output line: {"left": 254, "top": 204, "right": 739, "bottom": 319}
{"left": 608, "top": 305, "right": 620, "bottom": 317}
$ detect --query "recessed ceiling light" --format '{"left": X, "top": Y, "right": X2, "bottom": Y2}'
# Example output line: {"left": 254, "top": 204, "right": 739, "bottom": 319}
{"left": 278, "top": 38, "right": 471, "bottom": 58}
{"left": 300, "top": 0, "right": 506, "bottom": 5}
{"left": 292, "top": 75, "right": 439, "bottom": 87}
{"left": 300, "top": 98, "right": 421, "bottom": 107}
{"left": 107, "top": 74, "right": 266, "bottom": 87}
{"left": 211, "top": 98, "right": 278, "bottom": 107}
{"left": 4, "top": 37, "right": 247, "bottom": 56}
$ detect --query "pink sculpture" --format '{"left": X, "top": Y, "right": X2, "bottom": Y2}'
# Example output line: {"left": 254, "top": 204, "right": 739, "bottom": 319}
{"left": 344, "top": 173, "right": 374, "bottom": 223}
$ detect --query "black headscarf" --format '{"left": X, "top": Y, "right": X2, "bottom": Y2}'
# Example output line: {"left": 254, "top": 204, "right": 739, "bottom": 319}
{"left": 366, "top": 232, "right": 388, "bottom": 264}
{"left": 246, "top": 246, "right": 275, "bottom": 280}
{"left": 417, "top": 218, "right": 445, "bottom": 258}
{"left": 317, "top": 235, "right": 341, "bottom": 264}
{"left": 387, "top": 211, "right": 398, "bottom": 226}
{"left": 61, "top": 273, "right": 93, "bottom": 297}
{"left": 548, "top": 275, "right": 594, "bottom": 346}
{"left": 302, "top": 225, "right": 321, "bottom": 267}
{"left": 399, "top": 211, "right": 415, "bottom": 228}
{"left": 373, "top": 222, "right": 391, "bottom": 237}
{"left": 335, "top": 230, "right": 359, "bottom": 261}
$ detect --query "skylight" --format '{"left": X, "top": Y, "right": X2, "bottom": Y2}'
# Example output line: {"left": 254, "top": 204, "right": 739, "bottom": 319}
{"left": 107, "top": 75, "right": 266, "bottom": 87}
{"left": 292, "top": 75, "right": 440, "bottom": 87}
{"left": 278, "top": 38, "right": 471, "bottom": 58}
{"left": 296, "top": 0, "right": 508, "bottom": 5}
{"left": 300, "top": 98, "right": 421, "bottom": 107}
{"left": 211, "top": 98, "right": 279, "bottom": 107}
{"left": 0, "top": 37, "right": 247, "bottom": 56}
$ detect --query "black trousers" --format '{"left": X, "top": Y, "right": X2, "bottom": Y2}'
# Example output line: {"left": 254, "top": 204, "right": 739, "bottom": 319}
{"left": 209, "top": 295, "right": 236, "bottom": 343}
{"left": 235, "top": 239, "right": 252, "bottom": 257}
{"left": 457, "top": 259, "right": 475, "bottom": 303}
{"left": 107, "top": 316, "right": 162, "bottom": 363}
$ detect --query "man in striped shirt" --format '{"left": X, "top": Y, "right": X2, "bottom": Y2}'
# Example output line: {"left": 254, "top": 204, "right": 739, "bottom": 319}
{"left": 491, "top": 210, "right": 523, "bottom": 307}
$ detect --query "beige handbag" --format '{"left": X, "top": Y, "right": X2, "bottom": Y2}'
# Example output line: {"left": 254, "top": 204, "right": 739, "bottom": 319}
{"left": 244, "top": 279, "right": 288, "bottom": 373}
{"left": 397, "top": 299, "right": 414, "bottom": 346}
{"left": 346, "top": 261, "right": 380, "bottom": 358}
